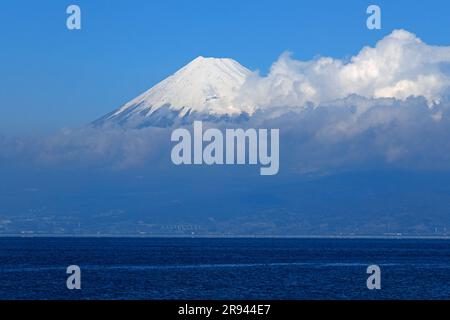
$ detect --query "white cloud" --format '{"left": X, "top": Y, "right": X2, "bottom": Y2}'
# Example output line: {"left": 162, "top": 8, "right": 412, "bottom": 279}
{"left": 2, "top": 96, "right": 450, "bottom": 174}
{"left": 238, "top": 30, "right": 450, "bottom": 109}
{"left": 0, "top": 127, "right": 170, "bottom": 169}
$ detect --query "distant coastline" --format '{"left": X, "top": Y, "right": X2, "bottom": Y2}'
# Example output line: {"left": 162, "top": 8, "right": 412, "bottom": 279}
{"left": 1, "top": 234, "right": 450, "bottom": 239}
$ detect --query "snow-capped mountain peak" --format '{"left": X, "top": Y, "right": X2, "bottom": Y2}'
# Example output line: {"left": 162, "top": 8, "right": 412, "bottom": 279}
{"left": 97, "top": 56, "right": 253, "bottom": 128}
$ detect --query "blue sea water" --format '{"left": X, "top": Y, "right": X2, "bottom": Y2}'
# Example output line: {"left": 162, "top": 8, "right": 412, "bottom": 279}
{"left": 0, "top": 237, "right": 449, "bottom": 300}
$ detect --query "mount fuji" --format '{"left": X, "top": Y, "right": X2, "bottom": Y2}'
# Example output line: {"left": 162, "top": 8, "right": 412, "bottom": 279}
{"left": 94, "top": 56, "right": 255, "bottom": 128}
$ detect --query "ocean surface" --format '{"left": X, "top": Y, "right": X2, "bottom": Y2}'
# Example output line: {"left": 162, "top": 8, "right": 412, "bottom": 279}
{"left": 0, "top": 237, "right": 449, "bottom": 300}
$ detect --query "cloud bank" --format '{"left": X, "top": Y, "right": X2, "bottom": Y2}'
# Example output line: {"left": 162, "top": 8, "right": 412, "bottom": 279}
{"left": 258, "top": 96, "right": 450, "bottom": 173}
{"left": 0, "top": 127, "right": 170, "bottom": 170}
{"left": 239, "top": 30, "right": 450, "bottom": 109}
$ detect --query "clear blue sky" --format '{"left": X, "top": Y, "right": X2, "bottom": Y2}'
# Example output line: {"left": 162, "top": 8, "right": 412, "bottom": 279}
{"left": 0, "top": 0, "right": 449, "bottom": 133}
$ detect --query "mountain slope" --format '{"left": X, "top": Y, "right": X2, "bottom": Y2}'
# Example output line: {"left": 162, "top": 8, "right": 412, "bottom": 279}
{"left": 95, "top": 56, "right": 253, "bottom": 128}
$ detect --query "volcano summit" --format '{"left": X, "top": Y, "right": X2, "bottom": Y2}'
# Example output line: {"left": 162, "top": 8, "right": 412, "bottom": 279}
{"left": 95, "top": 56, "right": 254, "bottom": 128}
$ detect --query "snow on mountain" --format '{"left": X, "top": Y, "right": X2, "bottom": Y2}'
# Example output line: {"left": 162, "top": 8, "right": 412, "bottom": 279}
{"left": 95, "top": 56, "right": 253, "bottom": 128}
